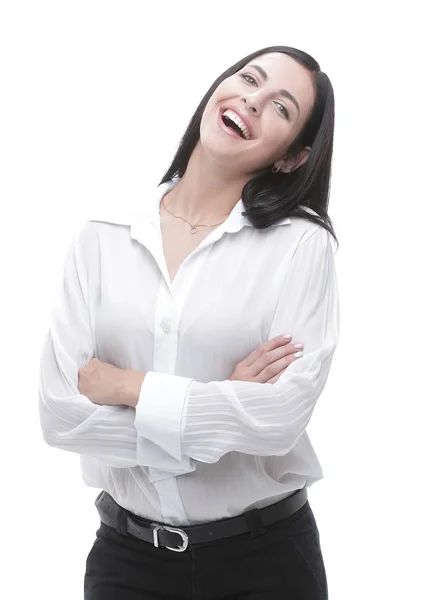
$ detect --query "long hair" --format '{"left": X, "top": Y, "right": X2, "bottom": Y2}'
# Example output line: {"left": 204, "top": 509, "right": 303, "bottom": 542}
{"left": 160, "top": 46, "right": 338, "bottom": 247}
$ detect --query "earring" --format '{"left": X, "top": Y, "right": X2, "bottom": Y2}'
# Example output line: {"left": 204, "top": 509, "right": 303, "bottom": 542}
{"left": 272, "top": 165, "right": 280, "bottom": 173}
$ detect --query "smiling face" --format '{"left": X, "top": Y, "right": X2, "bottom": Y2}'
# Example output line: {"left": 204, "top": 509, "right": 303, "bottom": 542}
{"left": 199, "top": 52, "right": 316, "bottom": 174}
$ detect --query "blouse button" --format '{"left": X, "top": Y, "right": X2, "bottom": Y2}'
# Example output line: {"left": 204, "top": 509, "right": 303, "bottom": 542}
{"left": 161, "top": 322, "right": 171, "bottom": 333}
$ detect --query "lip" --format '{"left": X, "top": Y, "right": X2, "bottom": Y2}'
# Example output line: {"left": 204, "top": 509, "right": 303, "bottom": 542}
{"left": 219, "top": 105, "right": 255, "bottom": 140}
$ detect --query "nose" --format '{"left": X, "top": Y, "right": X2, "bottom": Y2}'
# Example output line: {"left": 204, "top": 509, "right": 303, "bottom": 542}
{"left": 241, "top": 96, "right": 259, "bottom": 114}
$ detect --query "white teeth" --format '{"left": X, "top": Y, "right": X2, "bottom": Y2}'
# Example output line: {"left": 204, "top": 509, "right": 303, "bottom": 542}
{"left": 222, "top": 109, "right": 251, "bottom": 140}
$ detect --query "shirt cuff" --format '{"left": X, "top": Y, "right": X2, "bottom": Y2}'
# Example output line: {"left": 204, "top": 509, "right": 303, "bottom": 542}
{"left": 134, "top": 371, "right": 194, "bottom": 461}
{"left": 136, "top": 436, "right": 197, "bottom": 482}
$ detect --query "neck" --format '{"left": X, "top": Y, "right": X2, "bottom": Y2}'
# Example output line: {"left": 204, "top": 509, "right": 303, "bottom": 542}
{"left": 163, "top": 144, "right": 250, "bottom": 223}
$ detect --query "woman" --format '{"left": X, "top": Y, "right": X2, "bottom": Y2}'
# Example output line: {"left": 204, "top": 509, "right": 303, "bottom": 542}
{"left": 39, "top": 44, "right": 339, "bottom": 599}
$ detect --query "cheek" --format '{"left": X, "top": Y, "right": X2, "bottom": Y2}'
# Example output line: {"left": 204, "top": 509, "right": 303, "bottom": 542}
{"left": 259, "top": 118, "right": 291, "bottom": 153}
{"left": 210, "top": 80, "right": 242, "bottom": 106}
{"left": 201, "top": 99, "right": 220, "bottom": 136}
{"left": 247, "top": 130, "right": 293, "bottom": 169}
{"left": 201, "top": 84, "right": 237, "bottom": 131}
{"left": 202, "top": 86, "right": 230, "bottom": 125}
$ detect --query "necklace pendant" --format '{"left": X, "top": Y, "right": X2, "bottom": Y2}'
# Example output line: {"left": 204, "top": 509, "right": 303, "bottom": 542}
{"left": 190, "top": 226, "right": 198, "bottom": 234}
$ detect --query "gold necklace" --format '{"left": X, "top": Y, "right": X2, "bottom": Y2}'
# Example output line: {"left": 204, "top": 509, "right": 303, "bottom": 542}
{"left": 161, "top": 196, "right": 230, "bottom": 234}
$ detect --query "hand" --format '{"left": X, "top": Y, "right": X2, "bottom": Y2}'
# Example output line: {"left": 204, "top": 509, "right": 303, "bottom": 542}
{"left": 78, "top": 358, "right": 145, "bottom": 407}
{"left": 229, "top": 335, "right": 304, "bottom": 384}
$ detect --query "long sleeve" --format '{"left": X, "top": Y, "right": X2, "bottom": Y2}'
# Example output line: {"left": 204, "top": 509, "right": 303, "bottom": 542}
{"left": 38, "top": 224, "right": 194, "bottom": 474}
{"left": 135, "top": 225, "right": 340, "bottom": 464}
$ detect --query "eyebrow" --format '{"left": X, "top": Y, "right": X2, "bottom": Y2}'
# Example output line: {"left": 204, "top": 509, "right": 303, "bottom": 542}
{"left": 249, "top": 64, "right": 300, "bottom": 116}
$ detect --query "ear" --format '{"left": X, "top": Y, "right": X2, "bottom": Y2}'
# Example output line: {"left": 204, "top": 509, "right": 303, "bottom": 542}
{"left": 274, "top": 146, "right": 311, "bottom": 174}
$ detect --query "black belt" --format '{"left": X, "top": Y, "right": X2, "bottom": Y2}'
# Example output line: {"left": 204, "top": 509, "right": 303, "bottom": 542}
{"left": 95, "top": 485, "right": 308, "bottom": 553}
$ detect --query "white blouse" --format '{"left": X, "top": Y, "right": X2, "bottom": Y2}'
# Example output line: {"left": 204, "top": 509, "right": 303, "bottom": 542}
{"left": 39, "top": 178, "right": 340, "bottom": 526}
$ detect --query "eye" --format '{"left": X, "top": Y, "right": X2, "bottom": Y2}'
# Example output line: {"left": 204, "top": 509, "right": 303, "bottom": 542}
{"left": 274, "top": 102, "right": 289, "bottom": 119}
{"left": 241, "top": 74, "right": 258, "bottom": 86}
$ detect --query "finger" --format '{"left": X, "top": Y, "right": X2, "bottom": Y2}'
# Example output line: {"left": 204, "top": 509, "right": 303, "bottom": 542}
{"left": 254, "top": 342, "right": 303, "bottom": 377}
{"left": 242, "top": 335, "right": 293, "bottom": 368}
{"left": 257, "top": 350, "right": 304, "bottom": 383}
{"left": 267, "top": 368, "right": 287, "bottom": 384}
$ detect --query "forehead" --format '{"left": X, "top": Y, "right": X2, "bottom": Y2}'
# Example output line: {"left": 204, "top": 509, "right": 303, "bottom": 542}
{"left": 245, "top": 53, "right": 315, "bottom": 116}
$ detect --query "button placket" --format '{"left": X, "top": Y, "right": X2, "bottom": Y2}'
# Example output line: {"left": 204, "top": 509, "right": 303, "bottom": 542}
{"left": 153, "top": 277, "right": 178, "bottom": 372}
{"left": 151, "top": 277, "right": 189, "bottom": 523}
{"left": 149, "top": 224, "right": 233, "bottom": 523}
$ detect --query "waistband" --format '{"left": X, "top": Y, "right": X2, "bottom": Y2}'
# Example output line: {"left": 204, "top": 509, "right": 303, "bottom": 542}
{"left": 95, "top": 485, "right": 308, "bottom": 552}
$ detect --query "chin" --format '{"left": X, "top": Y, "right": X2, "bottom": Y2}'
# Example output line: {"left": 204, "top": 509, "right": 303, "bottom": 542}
{"left": 201, "top": 131, "right": 248, "bottom": 166}
{"left": 200, "top": 140, "right": 243, "bottom": 171}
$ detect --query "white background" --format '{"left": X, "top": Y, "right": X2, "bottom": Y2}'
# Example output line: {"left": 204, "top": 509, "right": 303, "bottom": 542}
{"left": 1, "top": 1, "right": 432, "bottom": 598}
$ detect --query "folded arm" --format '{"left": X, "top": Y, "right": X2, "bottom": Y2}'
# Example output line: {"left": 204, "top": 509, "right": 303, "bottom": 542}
{"left": 38, "top": 223, "right": 193, "bottom": 475}
{"left": 135, "top": 225, "right": 340, "bottom": 465}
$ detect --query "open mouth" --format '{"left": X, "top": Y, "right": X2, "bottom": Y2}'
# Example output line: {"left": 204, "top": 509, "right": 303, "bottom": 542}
{"left": 220, "top": 109, "right": 252, "bottom": 140}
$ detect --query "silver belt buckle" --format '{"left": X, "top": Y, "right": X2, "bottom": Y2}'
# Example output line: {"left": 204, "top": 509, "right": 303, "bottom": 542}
{"left": 152, "top": 523, "right": 189, "bottom": 552}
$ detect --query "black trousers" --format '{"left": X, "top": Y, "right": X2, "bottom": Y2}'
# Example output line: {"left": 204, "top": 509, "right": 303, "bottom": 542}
{"left": 84, "top": 499, "right": 328, "bottom": 599}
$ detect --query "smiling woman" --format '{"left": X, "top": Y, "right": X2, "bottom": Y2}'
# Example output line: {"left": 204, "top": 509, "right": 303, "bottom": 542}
{"left": 198, "top": 52, "right": 315, "bottom": 188}
{"left": 39, "top": 44, "right": 339, "bottom": 600}
{"left": 160, "top": 45, "right": 337, "bottom": 239}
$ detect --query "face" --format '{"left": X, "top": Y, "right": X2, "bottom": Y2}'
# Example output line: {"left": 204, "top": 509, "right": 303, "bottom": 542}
{"left": 200, "top": 52, "right": 315, "bottom": 174}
